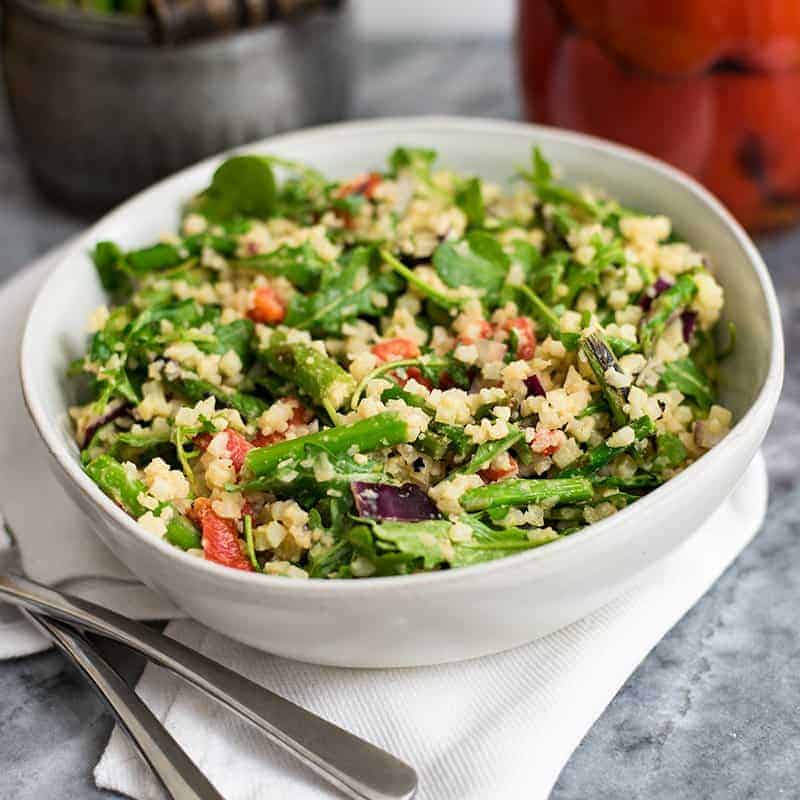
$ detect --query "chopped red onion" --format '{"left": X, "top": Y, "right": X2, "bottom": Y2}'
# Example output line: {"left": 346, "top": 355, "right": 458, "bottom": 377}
{"left": 80, "top": 399, "right": 129, "bottom": 447}
{"left": 639, "top": 277, "right": 673, "bottom": 311}
{"left": 525, "top": 374, "right": 546, "bottom": 397}
{"left": 351, "top": 482, "right": 441, "bottom": 521}
{"left": 681, "top": 311, "right": 697, "bottom": 342}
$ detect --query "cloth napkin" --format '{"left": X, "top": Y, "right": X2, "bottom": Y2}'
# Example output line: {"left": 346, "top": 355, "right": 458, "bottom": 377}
{"left": 0, "top": 245, "right": 180, "bottom": 659}
{"left": 1, "top": 243, "right": 769, "bottom": 798}
{"left": 95, "top": 454, "right": 767, "bottom": 800}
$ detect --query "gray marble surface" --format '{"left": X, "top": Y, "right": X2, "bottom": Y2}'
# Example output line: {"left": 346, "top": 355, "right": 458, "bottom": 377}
{"left": 0, "top": 36, "right": 798, "bottom": 800}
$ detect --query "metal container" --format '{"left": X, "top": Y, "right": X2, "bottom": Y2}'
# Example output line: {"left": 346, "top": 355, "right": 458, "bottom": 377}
{"left": 1, "top": 0, "right": 353, "bottom": 210}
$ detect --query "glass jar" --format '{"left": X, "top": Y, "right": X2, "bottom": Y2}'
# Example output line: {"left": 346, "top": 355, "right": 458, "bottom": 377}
{"left": 518, "top": 0, "right": 800, "bottom": 232}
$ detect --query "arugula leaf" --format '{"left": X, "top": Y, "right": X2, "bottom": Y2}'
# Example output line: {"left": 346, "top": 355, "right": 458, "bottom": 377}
{"left": 562, "top": 237, "right": 625, "bottom": 306}
{"left": 174, "top": 377, "right": 268, "bottom": 421}
{"left": 308, "top": 538, "right": 353, "bottom": 579}
{"left": 202, "top": 319, "right": 255, "bottom": 366}
{"left": 428, "top": 422, "right": 473, "bottom": 458}
{"left": 433, "top": 231, "right": 509, "bottom": 293}
{"left": 388, "top": 147, "right": 437, "bottom": 177}
{"left": 127, "top": 243, "right": 185, "bottom": 274}
{"left": 508, "top": 240, "right": 541, "bottom": 283}
{"left": 639, "top": 274, "right": 697, "bottom": 355}
{"left": 655, "top": 433, "right": 688, "bottom": 470}
{"left": 455, "top": 177, "right": 485, "bottom": 228}
{"left": 416, "top": 354, "right": 472, "bottom": 391}
{"left": 359, "top": 515, "right": 560, "bottom": 572}
{"left": 660, "top": 357, "right": 714, "bottom": 411}
{"left": 531, "top": 250, "right": 569, "bottom": 303}
{"left": 347, "top": 524, "right": 422, "bottom": 576}
{"left": 523, "top": 146, "right": 599, "bottom": 218}
{"left": 285, "top": 247, "right": 403, "bottom": 335}
{"left": 231, "top": 242, "right": 328, "bottom": 292}
{"left": 92, "top": 241, "right": 131, "bottom": 296}
{"left": 202, "top": 155, "right": 277, "bottom": 220}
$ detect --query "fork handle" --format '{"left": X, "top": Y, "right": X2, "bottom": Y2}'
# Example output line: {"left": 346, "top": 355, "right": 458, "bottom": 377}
{"left": 1, "top": 574, "right": 418, "bottom": 800}
{"left": 26, "top": 611, "right": 225, "bottom": 800}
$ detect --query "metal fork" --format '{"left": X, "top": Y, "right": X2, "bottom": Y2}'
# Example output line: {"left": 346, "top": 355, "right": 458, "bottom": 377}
{"left": 0, "top": 532, "right": 418, "bottom": 800}
{"left": 0, "top": 526, "right": 224, "bottom": 799}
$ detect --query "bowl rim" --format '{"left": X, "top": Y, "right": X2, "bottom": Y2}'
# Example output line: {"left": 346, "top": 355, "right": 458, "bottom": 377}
{"left": 20, "top": 115, "right": 785, "bottom": 594}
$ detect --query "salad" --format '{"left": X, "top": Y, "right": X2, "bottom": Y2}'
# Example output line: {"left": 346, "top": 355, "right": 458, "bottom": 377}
{"left": 70, "top": 147, "right": 734, "bottom": 579}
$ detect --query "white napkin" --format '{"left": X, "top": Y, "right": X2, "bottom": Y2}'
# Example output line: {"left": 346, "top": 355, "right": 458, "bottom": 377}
{"left": 95, "top": 453, "right": 767, "bottom": 800}
{"left": 0, "top": 245, "right": 180, "bottom": 658}
{"left": 1, "top": 245, "right": 770, "bottom": 798}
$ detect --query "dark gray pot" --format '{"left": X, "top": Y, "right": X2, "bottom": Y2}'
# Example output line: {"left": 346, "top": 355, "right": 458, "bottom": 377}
{"left": 1, "top": 0, "right": 353, "bottom": 210}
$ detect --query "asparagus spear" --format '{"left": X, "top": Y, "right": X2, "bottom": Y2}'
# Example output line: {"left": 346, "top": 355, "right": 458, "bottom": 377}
{"left": 639, "top": 273, "right": 697, "bottom": 355}
{"left": 164, "top": 515, "right": 202, "bottom": 551}
{"left": 245, "top": 412, "right": 411, "bottom": 477}
{"left": 460, "top": 476, "right": 593, "bottom": 512}
{"left": 581, "top": 331, "right": 629, "bottom": 428}
{"left": 260, "top": 333, "right": 356, "bottom": 415}
{"left": 85, "top": 455, "right": 200, "bottom": 550}
{"left": 458, "top": 427, "right": 524, "bottom": 475}
{"left": 560, "top": 415, "right": 655, "bottom": 478}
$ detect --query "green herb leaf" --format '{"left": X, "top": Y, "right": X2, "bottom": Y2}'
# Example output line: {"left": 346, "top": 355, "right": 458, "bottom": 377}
{"left": 285, "top": 247, "right": 403, "bottom": 335}
{"left": 433, "top": 231, "right": 509, "bottom": 293}
{"left": 388, "top": 147, "right": 437, "bottom": 177}
{"left": 455, "top": 177, "right": 485, "bottom": 228}
{"left": 231, "top": 242, "right": 326, "bottom": 292}
{"left": 660, "top": 357, "right": 714, "bottom": 411}
{"left": 204, "top": 155, "right": 277, "bottom": 219}
{"left": 655, "top": 433, "right": 688, "bottom": 470}
{"left": 92, "top": 241, "right": 131, "bottom": 295}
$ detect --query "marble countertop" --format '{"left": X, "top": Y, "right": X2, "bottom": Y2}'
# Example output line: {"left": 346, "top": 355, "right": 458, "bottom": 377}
{"left": 1, "top": 36, "right": 798, "bottom": 800}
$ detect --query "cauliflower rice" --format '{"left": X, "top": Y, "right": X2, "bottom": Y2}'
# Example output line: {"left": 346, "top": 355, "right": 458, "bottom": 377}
{"left": 70, "top": 146, "right": 733, "bottom": 578}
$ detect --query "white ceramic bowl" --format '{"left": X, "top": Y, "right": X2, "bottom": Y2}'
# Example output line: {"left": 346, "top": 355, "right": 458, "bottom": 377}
{"left": 21, "top": 117, "right": 783, "bottom": 667}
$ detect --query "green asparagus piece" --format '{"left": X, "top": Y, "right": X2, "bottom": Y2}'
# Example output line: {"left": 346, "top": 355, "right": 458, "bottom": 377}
{"left": 85, "top": 454, "right": 150, "bottom": 517}
{"left": 86, "top": 455, "right": 201, "bottom": 549}
{"left": 460, "top": 476, "right": 593, "bottom": 512}
{"left": 239, "top": 447, "right": 384, "bottom": 495}
{"left": 560, "top": 415, "right": 655, "bottom": 478}
{"left": 245, "top": 412, "right": 410, "bottom": 477}
{"left": 581, "top": 331, "right": 629, "bottom": 428}
{"left": 165, "top": 516, "right": 202, "bottom": 551}
{"left": 416, "top": 431, "right": 451, "bottom": 460}
{"left": 459, "top": 427, "right": 524, "bottom": 475}
{"left": 639, "top": 273, "right": 697, "bottom": 355}
{"left": 260, "top": 333, "right": 356, "bottom": 414}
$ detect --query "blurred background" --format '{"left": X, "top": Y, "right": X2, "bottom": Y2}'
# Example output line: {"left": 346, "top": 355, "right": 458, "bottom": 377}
{"left": 6, "top": 0, "right": 800, "bottom": 270}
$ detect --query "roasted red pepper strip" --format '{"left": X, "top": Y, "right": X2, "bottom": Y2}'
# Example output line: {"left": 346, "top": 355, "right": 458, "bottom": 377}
{"left": 193, "top": 498, "right": 252, "bottom": 572}
{"left": 251, "top": 398, "right": 308, "bottom": 447}
{"left": 249, "top": 286, "right": 286, "bottom": 324}
{"left": 194, "top": 430, "right": 253, "bottom": 473}
{"left": 371, "top": 337, "right": 421, "bottom": 362}
{"left": 479, "top": 455, "right": 519, "bottom": 483}
{"left": 504, "top": 317, "right": 537, "bottom": 360}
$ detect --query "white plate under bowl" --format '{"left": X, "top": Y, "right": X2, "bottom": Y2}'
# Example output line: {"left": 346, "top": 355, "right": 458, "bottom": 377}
{"left": 20, "top": 117, "right": 783, "bottom": 667}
